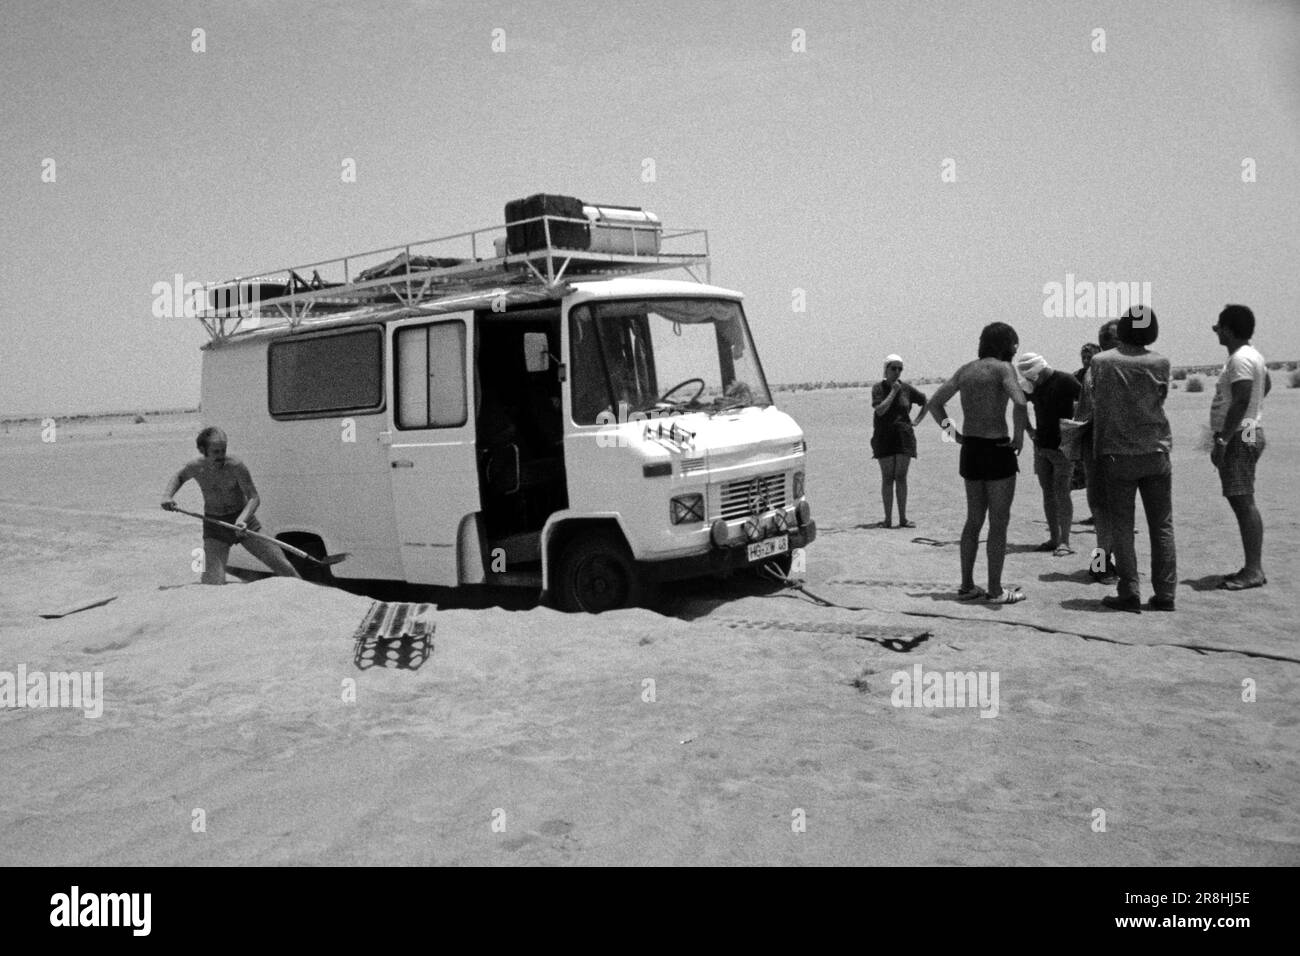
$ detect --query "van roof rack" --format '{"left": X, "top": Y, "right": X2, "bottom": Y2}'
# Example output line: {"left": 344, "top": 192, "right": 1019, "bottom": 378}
{"left": 194, "top": 215, "right": 710, "bottom": 341}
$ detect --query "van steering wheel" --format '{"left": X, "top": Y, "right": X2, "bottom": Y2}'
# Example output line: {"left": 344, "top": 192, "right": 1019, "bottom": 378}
{"left": 658, "top": 378, "right": 706, "bottom": 405}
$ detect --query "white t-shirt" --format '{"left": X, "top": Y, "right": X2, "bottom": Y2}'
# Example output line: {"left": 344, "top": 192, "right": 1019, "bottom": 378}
{"left": 1210, "top": 344, "right": 1266, "bottom": 432}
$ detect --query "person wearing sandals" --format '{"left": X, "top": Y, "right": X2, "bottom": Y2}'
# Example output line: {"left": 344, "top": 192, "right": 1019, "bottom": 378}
{"left": 1077, "top": 321, "right": 1121, "bottom": 582}
{"left": 926, "top": 323, "right": 1029, "bottom": 604}
{"left": 1086, "top": 307, "right": 1176, "bottom": 612}
{"left": 1209, "top": 304, "right": 1271, "bottom": 591}
{"left": 1017, "top": 353, "right": 1081, "bottom": 558}
{"left": 870, "top": 354, "right": 928, "bottom": 529}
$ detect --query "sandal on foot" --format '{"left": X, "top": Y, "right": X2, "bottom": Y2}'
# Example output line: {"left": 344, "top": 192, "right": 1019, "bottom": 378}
{"left": 956, "top": 585, "right": 986, "bottom": 601}
{"left": 1053, "top": 545, "right": 1076, "bottom": 557}
{"left": 872, "top": 520, "right": 893, "bottom": 529}
{"left": 984, "top": 587, "right": 1026, "bottom": 605}
{"left": 1219, "top": 575, "right": 1266, "bottom": 590}
{"left": 897, "top": 519, "right": 916, "bottom": 529}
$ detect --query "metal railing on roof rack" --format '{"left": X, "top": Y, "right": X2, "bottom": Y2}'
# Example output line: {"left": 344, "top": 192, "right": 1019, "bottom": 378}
{"left": 194, "top": 215, "right": 710, "bottom": 341}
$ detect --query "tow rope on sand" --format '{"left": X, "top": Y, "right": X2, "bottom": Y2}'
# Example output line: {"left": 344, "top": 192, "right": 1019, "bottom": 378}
{"left": 760, "top": 568, "right": 1300, "bottom": 665}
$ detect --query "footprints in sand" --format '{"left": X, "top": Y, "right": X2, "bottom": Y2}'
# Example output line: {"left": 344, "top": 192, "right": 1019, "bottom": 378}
{"left": 81, "top": 639, "right": 132, "bottom": 654}
{"left": 499, "top": 818, "right": 581, "bottom": 856}
{"left": 828, "top": 577, "right": 953, "bottom": 590}
{"left": 719, "top": 617, "right": 931, "bottom": 651}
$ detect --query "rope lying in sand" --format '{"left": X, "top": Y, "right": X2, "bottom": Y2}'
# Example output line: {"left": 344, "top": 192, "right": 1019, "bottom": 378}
{"left": 758, "top": 569, "right": 1300, "bottom": 665}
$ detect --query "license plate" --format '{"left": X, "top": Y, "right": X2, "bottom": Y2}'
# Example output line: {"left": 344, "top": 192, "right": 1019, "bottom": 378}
{"left": 747, "top": 535, "right": 789, "bottom": 563}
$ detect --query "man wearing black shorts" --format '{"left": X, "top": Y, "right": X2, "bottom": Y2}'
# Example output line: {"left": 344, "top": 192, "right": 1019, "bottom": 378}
{"left": 926, "top": 322, "right": 1029, "bottom": 604}
{"left": 161, "top": 427, "right": 301, "bottom": 584}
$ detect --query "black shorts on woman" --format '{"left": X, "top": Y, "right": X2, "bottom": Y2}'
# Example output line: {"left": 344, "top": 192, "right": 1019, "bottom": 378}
{"left": 870, "top": 380, "right": 925, "bottom": 460}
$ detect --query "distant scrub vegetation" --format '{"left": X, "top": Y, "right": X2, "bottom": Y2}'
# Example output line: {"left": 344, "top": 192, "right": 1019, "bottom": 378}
{"left": 772, "top": 379, "right": 943, "bottom": 393}
{"left": 773, "top": 361, "right": 1300, "bottom": 394}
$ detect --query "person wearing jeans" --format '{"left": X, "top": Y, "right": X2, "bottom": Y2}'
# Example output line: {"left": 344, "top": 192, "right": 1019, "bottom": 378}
{"left": 1098, "top": 451, "right": 1177, "bottom": 610}
{"left": 1086, "top": 307, "right": 1177, "bottom": 612}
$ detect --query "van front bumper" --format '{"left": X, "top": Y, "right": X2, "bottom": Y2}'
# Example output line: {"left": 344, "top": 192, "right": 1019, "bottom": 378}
{"left": 636, "top": 521, "right": 816, "bottom": 583}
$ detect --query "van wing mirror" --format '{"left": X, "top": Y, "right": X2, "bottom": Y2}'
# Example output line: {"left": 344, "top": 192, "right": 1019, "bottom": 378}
{"left": 524, "top": 332, "right": 550, "bottom": 373}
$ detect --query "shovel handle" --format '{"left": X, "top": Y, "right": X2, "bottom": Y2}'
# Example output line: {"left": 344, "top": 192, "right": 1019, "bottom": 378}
{"left": 168, "top": 507, "right": 329, "bottom": 565}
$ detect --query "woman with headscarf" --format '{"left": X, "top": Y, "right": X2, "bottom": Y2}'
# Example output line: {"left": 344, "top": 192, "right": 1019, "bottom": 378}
{"left": 869, "top": 354, "right": 928, "bottom": 528}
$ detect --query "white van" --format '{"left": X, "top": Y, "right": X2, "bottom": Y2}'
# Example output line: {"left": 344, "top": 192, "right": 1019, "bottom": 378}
{"left": 196, "top": 201, "right": 815, "bottom": 611}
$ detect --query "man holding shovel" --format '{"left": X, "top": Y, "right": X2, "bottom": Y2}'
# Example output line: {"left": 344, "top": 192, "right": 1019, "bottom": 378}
{"left": 161, "top": 426, "right": 301, "bottom": 584}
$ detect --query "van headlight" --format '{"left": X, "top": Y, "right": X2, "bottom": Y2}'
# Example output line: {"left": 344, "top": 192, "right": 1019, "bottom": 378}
{"left": 793, "top": 470, "right": 805, "bottom": 498}
{"left": 670, "top": 494, "right": 704, "bottom": 524}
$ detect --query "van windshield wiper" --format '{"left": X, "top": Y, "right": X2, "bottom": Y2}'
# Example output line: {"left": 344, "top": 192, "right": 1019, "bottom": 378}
{"left": 709, "top": 398, "right": 749, "bottom": 413}
{"left": 650, "top": 397, "right": 700, "bottom": 413}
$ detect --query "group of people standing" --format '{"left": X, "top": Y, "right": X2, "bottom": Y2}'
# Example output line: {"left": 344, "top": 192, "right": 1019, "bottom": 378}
{"left": 869, "top": 305, "right": 1270, "bottom": 610}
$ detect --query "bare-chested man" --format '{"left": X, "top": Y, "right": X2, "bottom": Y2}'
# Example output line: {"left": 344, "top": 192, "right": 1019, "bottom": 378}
{"left": 161, "top": 427, "right": 300, "bottom": 584}
{"left": 926, "top": 322, "right": 1029, "bottom": 604}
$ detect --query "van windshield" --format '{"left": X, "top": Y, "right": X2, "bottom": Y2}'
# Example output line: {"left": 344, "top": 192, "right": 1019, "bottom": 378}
{"left": 568, "top": 298, "right": 772, "bottom": 425}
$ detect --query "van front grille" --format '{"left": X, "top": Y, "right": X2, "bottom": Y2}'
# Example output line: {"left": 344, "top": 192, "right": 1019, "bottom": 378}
{"left": 717, "top": 472, "right": 787, "bottom": 520}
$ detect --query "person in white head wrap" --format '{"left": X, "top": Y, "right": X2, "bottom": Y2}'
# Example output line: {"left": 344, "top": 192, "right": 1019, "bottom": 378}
{"left": 1015, "top": 352, "right": 1050, "bottom": 394}
{"left": 1016, "top": 352, "right": 1081, "bottom": 557}
{"left": 869, "top": 354, "right": 928, "bottom": 528}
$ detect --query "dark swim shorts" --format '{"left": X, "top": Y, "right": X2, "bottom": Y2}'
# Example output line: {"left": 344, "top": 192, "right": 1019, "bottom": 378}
{"left": 203, "top": 512, "right": 261, "bottom": 546}
{"left": 959, "top": 436, "right": 1019, "bottom": 482}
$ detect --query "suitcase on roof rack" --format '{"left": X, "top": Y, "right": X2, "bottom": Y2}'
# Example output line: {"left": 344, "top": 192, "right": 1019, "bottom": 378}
{"left": 505, "top": 193, "right": 590, "bottom": 253}
{"left": 584, "top": 204, "right": 662, "bottom": 255}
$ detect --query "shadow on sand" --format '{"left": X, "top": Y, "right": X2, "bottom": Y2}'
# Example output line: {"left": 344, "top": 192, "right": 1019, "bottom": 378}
{"left": 1038, "top": 569, "right": 1094, "bottom": 584}
{"left": 1058, "top": 596, "right": 1135, "bottom": 614}
{"left": 1181, "top": 574, "right": 1231, "bottom": 592}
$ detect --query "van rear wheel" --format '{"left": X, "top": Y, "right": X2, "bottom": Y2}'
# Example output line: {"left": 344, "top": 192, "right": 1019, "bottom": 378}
{"left": 555, "top": 531, "right": 642, "bottom": 613}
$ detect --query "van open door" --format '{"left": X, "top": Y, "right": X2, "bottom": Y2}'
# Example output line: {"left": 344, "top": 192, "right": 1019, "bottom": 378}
{"left": 385, "top": 314, "right": 481, "bottom": 585}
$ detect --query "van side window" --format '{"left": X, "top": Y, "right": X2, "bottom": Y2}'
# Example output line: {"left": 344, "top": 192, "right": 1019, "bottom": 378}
{"left": 395, "top": 321, "right": 467, "bottom": 429}
{"left": 268, "top": 327, "right": 383, "bottom": 417}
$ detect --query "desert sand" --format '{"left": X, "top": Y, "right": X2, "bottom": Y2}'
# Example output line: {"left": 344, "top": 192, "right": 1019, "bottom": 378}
{"left": 1, "top": 388, "right": 1296, "bottom": 865}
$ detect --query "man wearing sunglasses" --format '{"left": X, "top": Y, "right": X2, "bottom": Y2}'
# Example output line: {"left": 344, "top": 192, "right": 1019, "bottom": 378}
{"left": 1209, "top": 305, "right": 1271, "bottom": 591}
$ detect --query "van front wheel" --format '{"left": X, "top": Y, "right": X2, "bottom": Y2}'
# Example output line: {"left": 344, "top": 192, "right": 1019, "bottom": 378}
{"left": 555, "top": 531, "right": 642, "bottom": 613}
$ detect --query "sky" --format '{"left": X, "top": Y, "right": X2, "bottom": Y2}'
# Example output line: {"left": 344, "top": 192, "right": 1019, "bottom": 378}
{"left": 1, "top": 0, "right": 1297, "bottom": 415}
